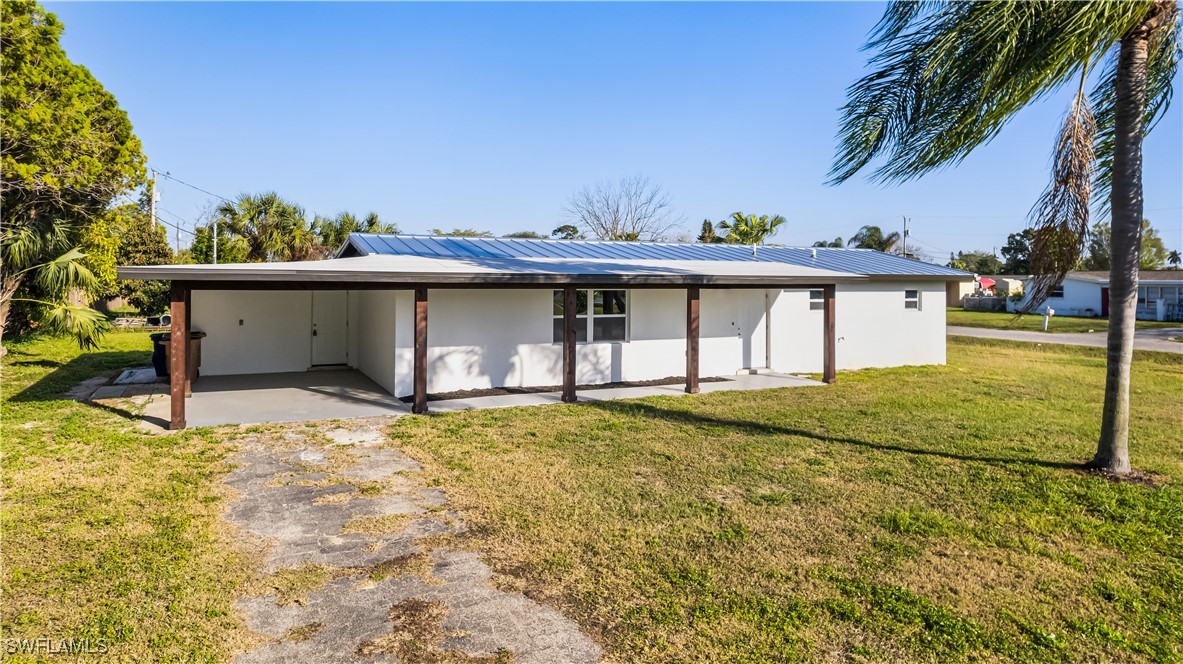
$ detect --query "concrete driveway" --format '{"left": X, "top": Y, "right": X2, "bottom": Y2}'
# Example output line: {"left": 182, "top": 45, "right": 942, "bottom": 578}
{"left": 227, "top": 419, "right": 602, "bottom": 663}
{"left": 948, "top": 325, "right": 1183, "bottom": 353}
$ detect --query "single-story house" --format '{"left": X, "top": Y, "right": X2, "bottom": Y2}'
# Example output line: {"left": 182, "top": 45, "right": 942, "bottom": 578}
{"left": 979, "top": 275, "right": 1026, "bottom": 296}
{"left": 1008, "top": 270, "right": 1183, "bottom": 321}
{"left": 946, "top": 274, "right": 1026, "bottom": 306}
{"left": 118, "top": 234, "right": 973, "bottom": 429}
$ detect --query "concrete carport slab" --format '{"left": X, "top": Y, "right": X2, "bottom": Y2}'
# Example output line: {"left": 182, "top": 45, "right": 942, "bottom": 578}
{"left": 141, "top": 369, "right": 409, "bottom": 428}
{"left": 139, "top": 370, "right": 823, "bottom": 428}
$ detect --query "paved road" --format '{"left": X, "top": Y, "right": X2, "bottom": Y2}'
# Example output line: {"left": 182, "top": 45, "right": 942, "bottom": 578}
{"left": 948, "top": 325, "right": 1183, "bottom": 353}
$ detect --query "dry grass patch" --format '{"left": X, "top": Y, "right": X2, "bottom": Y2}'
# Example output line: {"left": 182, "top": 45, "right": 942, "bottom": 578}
{"left": 356, "top": 599, "right": 511, "bottom": 662}
{"left": 312, "top": 491, "right": 356, "bottom": 505}
{"left": 365, "top": 552, "right": 437, "bottom": 583}
{"left": 285, "top": 621, "right": 324, "bottom": 642}
{"left": 343, "top": 513, "right": 417, "bottom": 536}
{"left": 253, "top": 565, "right": 338, "bottom": 607}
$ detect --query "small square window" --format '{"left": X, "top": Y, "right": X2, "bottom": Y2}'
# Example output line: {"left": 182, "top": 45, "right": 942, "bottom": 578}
{"left": 809, "top": 289, "right": 824, "bottom": 311}
{"left": 1049, "top": 286, "right": 1064, "bottom": 298}
{"left": 904, "top": 289, "right": 920, "bottom": 310}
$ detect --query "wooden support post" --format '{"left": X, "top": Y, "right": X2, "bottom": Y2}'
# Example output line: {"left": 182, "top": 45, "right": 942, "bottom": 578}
{"left": 823, "top": 284, "right": 836, "bottom": 384}
{"left": 169, "top": 282, "right": 188, "bottom": 430}
{"left": 413, "top": 287, "right": 428, "bottom": 414}
{"left": 562, "top": 286, "right": 577, "bottom": 403}
{"left": 686, "top": 286, "right": 700, "bottom": 394}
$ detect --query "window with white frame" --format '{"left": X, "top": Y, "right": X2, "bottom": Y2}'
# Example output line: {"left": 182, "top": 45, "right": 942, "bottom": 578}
{"left": 904, "top": 289, "right": 920, "bottom": 310}
{"left": 1050, "top": 285, "right": 1065, "bottom": 298}
{"left": 809, "top": 289, "right": 824, "bottom": 311}
{"left": 553, "top": 289, "right": 627, "bottom": 342}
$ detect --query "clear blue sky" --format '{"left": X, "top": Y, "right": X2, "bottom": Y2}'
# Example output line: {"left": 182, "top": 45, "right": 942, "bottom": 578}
{"left": 49, "top": 1, "right": 1182, "bottom": 258}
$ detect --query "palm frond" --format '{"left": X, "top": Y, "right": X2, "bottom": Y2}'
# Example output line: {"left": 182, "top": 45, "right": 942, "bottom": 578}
{"left": 1023, "top": 86, "right": 1096, "bottom": 313}
{"left": 30, "top": 247, "right": 99, "bottom": 298}
{"left": 831, "top": 1, "right": 1155, "bottom": 185}
{"left": 867, "top": 1, "right": 942, "bottom": 48}
{"left": 37, "top": 303, "right": 110, "bottom": 350}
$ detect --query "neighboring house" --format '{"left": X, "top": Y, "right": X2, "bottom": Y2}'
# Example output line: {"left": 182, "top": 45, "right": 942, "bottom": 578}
{"left": 979, "top": 275, "right": 1026, "bottom": 296}
{"left": 119, "top": 234, "right": 972, "bottom": 429}
{"left": 1009, "top": 271, "right": 1183, "bottom": 320}
{"left": 946, "top": 279, "right": 975, "bottom": 307}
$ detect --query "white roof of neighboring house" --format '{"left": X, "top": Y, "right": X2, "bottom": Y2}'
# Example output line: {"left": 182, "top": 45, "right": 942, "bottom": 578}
{"left": 1063, "top": 271, "right": 1183, "bottom": 285}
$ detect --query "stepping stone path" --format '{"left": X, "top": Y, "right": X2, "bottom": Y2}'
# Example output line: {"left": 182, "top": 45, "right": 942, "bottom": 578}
{"left": 226, "top": 419, "right": 602, "bottom": 663}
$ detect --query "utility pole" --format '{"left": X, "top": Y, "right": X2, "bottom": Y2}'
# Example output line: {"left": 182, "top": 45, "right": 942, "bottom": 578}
{"left": 150, "top": 173, "right": 158, "bottom": 228}
{"left": 902, "top": 215, "right": 910, "bottom": 258}
{"left": 213, "top": 217, "right": 218, "bottom": 264}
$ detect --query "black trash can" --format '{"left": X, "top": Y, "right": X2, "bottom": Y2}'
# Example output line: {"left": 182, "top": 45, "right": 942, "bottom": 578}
{"left": 150, "top": 333, "right": 168, "bottom": 377}
{"left": 156, "top": 331, "right": 207, "bottom": 383}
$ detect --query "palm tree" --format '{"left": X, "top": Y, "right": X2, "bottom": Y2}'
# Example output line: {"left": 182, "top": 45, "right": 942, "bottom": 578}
{"left": 717, "top": 212, "right": 786, "bottom": 245}
{"left": 1168, "top": 249, "right": 1181, "bottom": 269}
{"left": 847, "top": 225, "right": 901, "bottom": 252}
{"left": 313, "top": 211, "right": 398, "bottom": 254}
{"left": 829, "top": 1, "right": 1179, "bottom": 475}
{"left": 215, "top": 193, "right": 310, "bottom": 262}
{"left": 812, "top": 237, "right": 844, "bottom": 248}
{"left": 1, "top": 215, "right": 107, "bottom": 354}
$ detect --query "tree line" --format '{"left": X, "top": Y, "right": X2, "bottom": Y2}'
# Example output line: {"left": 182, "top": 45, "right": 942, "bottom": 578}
{"left": 188, "top": 193, "right": 398, "bottom": 264}
{"left": 945, "top": 219, "right": 1178, "bottom": 275}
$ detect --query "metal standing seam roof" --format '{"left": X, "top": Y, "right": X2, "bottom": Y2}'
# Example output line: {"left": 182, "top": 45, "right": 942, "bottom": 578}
{"left": 341, "top": 234, "right": 972, "bottom": 279}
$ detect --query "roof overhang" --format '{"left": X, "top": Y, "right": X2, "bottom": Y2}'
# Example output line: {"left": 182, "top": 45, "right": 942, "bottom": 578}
{"left": 118, "top": 254, "right": 872, "bottom": 288}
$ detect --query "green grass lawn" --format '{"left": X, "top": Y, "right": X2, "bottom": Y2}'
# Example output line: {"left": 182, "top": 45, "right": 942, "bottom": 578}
{"left": 946, "top": 307, "right": 1181, "bottom": 333}
{"left": 3, "top": 332, "right": 1181, "bottom": 662}
{"left": 0, "top": 331, "right": 256, "bottom": 662}
{"left": 392, "top": 338, "right": 1183, "bottom": 662}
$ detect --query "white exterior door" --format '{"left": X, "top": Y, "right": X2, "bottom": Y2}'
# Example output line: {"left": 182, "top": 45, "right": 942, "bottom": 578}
{"left": 311, "top": 291, "right": 348, "bottom": 366}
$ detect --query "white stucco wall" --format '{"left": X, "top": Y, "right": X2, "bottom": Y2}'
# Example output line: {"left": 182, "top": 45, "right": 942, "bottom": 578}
{"left": 353, "top": 290, "right": 398, "bottom": 394}
{"left": 766, "top": 282, "right": 946, "bottom": 374}
{"left": 191, "top": 290, "right": 313, "bottom": 375}
{"left": 832, "top": 281, "right": 946, "bottom": 370}
{"left": 192, "top": 281, "right": 949, "bottom": 395}
{"left": 381, "top": 288, "right": 776, "bottom": 396}
{"left": 1011, "top": 277, "right": 1104, "bottom": 317}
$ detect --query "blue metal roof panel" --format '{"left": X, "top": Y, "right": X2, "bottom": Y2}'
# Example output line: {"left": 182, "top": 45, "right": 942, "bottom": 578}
{"left": 343, "top": 234, "right": 972, "bottom": 278}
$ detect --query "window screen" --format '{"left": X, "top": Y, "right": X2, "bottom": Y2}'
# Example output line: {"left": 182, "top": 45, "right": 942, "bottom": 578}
{"left": 809, "top": 289, "right": 824, "bottom": 311}
{"left": 904, "top": 289, "right": 920, "bottom": 310}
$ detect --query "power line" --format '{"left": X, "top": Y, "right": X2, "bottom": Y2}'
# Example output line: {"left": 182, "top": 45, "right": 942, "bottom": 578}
{"left": 153, "top": 208, "right": 196, "bottom": 236}
{"left": 155, "top": 205, "right": 195, "bottom": 227}
{"left": 149, "top": 167, "right": 231, "bottom": 202}
{"left": 907, "top": 236, "right": 953, "bottom": 256}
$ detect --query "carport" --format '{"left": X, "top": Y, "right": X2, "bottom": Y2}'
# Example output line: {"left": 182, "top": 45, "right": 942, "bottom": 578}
{"left": 119, "top": 252, "right": 854, "bottom": 430}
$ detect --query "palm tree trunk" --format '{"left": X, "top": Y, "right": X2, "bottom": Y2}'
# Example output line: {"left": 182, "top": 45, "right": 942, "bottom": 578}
{"left": 1093, "top": 30, "right": 1151, "bottom": 474}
